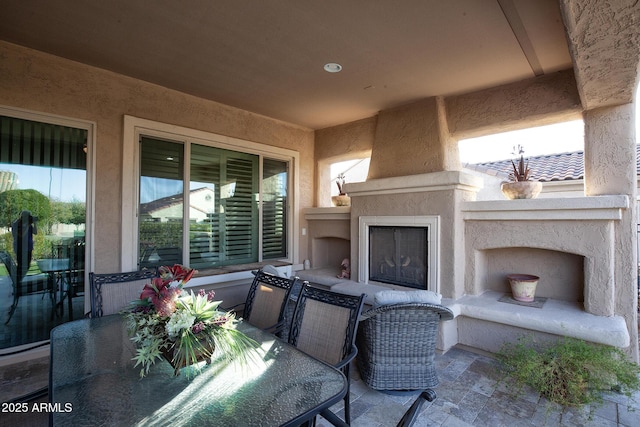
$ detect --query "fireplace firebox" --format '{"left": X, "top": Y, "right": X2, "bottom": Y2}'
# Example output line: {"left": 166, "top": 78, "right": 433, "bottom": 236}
{"left": 359, "top": 215, "right": 439, "bottom": 292}
{"left": 369, "top": 226, "right": 428, "bottom": 289}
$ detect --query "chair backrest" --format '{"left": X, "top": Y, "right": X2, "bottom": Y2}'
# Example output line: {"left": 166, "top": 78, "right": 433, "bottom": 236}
{"left": 289, "top": 283, "right": 365, "bottom": 366}
{"left": 89, "top": 270, "right": 156, "bottom": 317}
{"left": 0, "top": 251, "right": 18, "bottom": 283}
{"left": 243, "top": 270, "right": 297, "bottom": 330}
{"left": 356, "top": 302, "right": 454, "bottom": 390}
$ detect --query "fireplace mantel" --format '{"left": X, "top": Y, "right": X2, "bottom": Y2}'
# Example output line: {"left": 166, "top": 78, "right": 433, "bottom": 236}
{"left": 462, "top": 195, "right": 628, "bottom": 221}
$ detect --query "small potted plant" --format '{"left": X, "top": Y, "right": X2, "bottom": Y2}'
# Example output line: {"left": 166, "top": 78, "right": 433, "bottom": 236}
{"left": 331, "top": 173, "right": 351, "bottom": 206}
{"left": 500, "top": 145, "right": 543, "bottom": 199}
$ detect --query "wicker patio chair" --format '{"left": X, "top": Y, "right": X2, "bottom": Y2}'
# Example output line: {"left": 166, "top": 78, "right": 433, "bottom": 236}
{"left": 356, "top": 303, "right": 454, "bottom": 392}
{"left": 1, "top": 251, "right": 50, "bottom": 325}
{"left": 89, "top": 269, "right": 156, "bottom": 317}
{"left": 288, "top": 283, "right": 366, "bottom": 426}
{"left": 234, "top": 269, "right": 298, "bottom": 336}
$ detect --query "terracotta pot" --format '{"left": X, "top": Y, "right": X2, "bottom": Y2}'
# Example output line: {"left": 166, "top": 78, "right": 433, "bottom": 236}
{"left": 331, "top": 194, "right": 351, "bottom": 206}
{"left": 507, "top": 274, "right": 539, "bottom": 302}
{"left": 500, "top": 181, "right": 542, "bottom": 199}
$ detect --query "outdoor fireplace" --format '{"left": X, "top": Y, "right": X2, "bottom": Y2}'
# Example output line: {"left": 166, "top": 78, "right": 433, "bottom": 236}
{"left": 359, "top": 215, "right": 439, "bottom": 292}
{"left": 369, "top": 226, "right": 428, "bottom": 289}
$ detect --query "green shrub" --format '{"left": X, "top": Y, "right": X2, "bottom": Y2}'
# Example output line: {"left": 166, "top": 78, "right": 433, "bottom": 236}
{"left": 497, "top": 336, "right": 640, "bottom": 408}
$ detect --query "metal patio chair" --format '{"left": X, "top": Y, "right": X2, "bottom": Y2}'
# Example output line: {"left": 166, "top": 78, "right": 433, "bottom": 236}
{"left": 1, "top": 251, "right": 50, "bottom": 324}
{"left": 288, "top": 283, "right": 366, "bottom": 426}
{"left": 89, "top": 269, "right": 156, "bottom": 317}
{"left": 235, "top": 269, "right": 298, "bottom": 336}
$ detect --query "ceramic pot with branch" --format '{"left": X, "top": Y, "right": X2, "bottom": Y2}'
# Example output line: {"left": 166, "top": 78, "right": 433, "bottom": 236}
{"left": 332, "top": 173, "right": 351, "bottom": 206}
{"left": 500, "top": 145, "right": 542, "bottom": 199}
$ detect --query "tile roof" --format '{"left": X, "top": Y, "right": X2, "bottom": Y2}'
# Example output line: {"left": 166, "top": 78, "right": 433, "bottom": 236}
{"left": 464, "top": 146, "right": 640, "bottom": 182}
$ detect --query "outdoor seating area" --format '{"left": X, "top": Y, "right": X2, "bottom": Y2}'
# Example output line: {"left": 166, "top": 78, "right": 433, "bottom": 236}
{"left": 1, "top": 1, "right": 640, "bottom": 426}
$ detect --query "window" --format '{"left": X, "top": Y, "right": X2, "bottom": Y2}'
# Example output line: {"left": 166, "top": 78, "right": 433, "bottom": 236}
{"left": 124, "top": 117, "right": 296, "bottom": 273}
{"left": 330, "top": 158, "right": 370, "bottom": 197}
{"left": 0, "top": 107, "right": 93, "bottom": 351}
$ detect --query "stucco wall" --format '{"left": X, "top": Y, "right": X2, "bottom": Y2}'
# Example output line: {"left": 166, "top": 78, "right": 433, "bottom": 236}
{"left": 314, "top": 117, "right": 376, "bottom": 207}
{"left": 0, "top": 41, "right": 314, "bottom": 273}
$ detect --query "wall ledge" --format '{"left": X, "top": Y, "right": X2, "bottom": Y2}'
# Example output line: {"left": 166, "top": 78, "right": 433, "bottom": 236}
{"left": 442, "top": 291, "right": 630, "bottom": 348}
{"left": 462, "top": 195, "right": 628, "bottom": 220}
{"left": 304, "top": 207, "right": 351, "bottom": 220}
{"left": 345, "top": 170, "right": 484, "bottom": 197}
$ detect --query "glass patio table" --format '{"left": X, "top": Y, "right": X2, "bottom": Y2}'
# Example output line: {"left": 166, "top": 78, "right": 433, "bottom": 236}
{"left": 49, "top": 315, "right": 347, "bottom": 426}
{"left": 36, "top": 258, "right": 70, "bottom": 319}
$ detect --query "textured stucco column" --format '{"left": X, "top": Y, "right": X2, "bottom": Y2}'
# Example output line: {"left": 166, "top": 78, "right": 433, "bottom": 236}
{"left": 584, "top": 103, "right": 638, "bottom": 360}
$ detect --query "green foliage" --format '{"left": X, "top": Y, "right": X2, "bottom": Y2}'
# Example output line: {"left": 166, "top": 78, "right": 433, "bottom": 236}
{"left": 0, "top": 189, "right": 51, "bottom": 228}
{"left": 51, "top": 199, "right": 86, "bottom": 225}
{"left": 498, "top": 336, "right": 640, "bottom": 408}
{"left": 139, "top": 221, "right": 183, "bottom": 249}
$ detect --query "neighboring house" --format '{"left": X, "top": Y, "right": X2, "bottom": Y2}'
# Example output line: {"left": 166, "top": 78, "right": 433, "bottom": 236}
{"left": 140, "top": 187, "right": 216, "bottom": 223}
{"left": 465, "top": 146, "right": 640, "bottom": 200}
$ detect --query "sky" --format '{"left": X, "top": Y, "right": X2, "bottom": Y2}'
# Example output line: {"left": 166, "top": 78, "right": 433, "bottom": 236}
{"left": 458, "top": 120, "right": 586, "bottom": 164}
{"left": 0, "top": 164, "right": 86, "bottom": 202}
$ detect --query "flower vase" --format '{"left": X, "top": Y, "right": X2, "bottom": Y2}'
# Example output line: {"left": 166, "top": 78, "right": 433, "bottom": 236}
{"left": 507, "top": 274, "right": 539, "bottom": 302}
{"left": 331, "top": 194, "right": 351, "bottom": 206}
{"left": 161, "top": 341, "right": 214, "bottom": 376}
{"left": 500, "top": 181, "right": 542, "bottom": 199}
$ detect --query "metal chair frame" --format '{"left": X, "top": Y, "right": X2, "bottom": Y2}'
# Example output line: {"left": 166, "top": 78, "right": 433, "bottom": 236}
{"left": 288, "top": 283, "right": 365, "bottom": 426}
{"left": 240, "top": 269, "right": 298, "bottom": 335}
{"left": 1, "top": 251, "right": 50, "bottom": 324}
{"left": 89, "top": 269, "right": 156, "bottom": 318}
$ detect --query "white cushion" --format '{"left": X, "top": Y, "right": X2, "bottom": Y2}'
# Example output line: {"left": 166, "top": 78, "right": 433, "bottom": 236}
{"left": 374, "top": 289, "right": 442, "bottom": 307}
{"left": 262, "top": 264, "right": 286, "bottom": 278}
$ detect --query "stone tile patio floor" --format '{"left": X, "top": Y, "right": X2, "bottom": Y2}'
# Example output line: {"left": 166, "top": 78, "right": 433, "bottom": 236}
{"left": 318, "top": 346, "right": 640, "bottom": 427}
{"left": 2, "top": 345, "right": 640, "bottom": 426}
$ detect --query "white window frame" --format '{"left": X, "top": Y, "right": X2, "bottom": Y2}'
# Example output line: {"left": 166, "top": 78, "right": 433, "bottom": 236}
{"left": 121, "top": 116, "right": 299, "bottom": 282}
{"left": 0, "top": 104, "right": 96, "bottom": 291}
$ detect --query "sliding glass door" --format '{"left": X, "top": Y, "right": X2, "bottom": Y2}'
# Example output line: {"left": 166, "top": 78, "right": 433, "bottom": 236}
{"left": 0, "top": 114, "right": 88, "bottom": 350}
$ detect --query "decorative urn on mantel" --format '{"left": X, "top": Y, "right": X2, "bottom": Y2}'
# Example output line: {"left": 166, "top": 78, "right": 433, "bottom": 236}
{"left": 500, "top": 145, "right": 542, "bottom": 200}
{"left": 331, "top": 172, "right": 351, "bottom": 206}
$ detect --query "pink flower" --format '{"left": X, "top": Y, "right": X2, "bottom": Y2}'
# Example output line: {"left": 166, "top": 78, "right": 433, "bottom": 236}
{"left": 191, "top": 321, "right": 205, "bottom": 334}
{"left": 140, "top": 277, "right": 181, "bottom": 317}
{"left": 159, "top": 264, "right": 196, "bottom": 284}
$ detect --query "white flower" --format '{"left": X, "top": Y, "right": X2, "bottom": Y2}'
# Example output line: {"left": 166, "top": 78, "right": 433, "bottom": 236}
{"left": 165, "top": 310, "right": 196, "bottom": 339}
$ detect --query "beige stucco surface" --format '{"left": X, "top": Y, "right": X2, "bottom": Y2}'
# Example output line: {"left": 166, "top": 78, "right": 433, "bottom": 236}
{"left": 314, "top": 117, "right": 376, "bottom": 207}
{"left": 0, "top": 41, "right": 314, "bottom": 273}
{"left": 2, "top": 0, "right": 639, "bottom": 360}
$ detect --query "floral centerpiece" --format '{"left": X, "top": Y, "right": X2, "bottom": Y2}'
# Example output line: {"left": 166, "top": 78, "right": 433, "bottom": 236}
{"left": 123, "top": 264, "right": 258, "bottom": 377}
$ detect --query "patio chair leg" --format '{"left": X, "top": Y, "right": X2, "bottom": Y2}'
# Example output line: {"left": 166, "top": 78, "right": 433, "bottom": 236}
{"left": 395, "top": 389, "right": 437, "bottom": 427}
{"left": 5, "top": 298, "right": 18, "bottom": 325}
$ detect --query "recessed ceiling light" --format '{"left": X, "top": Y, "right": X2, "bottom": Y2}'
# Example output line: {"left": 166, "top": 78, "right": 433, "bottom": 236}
{"left": 324, "top": 63, "right": 342, "bottom": 73}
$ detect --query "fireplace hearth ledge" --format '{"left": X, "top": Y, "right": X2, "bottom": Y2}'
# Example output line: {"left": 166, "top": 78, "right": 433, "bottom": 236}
{"left": 298, "top": 275, "right": 629, "bottom": 349}
{"left": 443, "top": 291, "right": 629, "bottom": 348}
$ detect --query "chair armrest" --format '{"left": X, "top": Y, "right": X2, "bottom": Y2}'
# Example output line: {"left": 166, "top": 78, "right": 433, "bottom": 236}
{"left": 221, "top": 302, "right": 245, "bottom": 313}
{"left": 334, "top": 345, "right": 358, "bottom": 371}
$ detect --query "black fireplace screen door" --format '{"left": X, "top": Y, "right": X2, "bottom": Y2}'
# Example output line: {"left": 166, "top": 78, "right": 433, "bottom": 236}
{"left": 369, "top": 226, "right": 428, "bottom": 289}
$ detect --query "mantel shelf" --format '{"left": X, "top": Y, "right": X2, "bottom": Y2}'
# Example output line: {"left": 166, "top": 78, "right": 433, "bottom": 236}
{"left": 304, "top": 207, "right": 351, "bottom": 220}
{"left": 462, "top": 195, "right": 628, "bottom": 221}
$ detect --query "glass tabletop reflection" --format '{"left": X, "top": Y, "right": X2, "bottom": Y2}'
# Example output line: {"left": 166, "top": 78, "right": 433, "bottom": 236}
{"left": 50, "top": 315, "right": 347, "bottom": 426}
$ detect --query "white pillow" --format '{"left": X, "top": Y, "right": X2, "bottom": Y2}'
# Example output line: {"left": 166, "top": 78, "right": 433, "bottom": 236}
{"left": 374, "top": 289, "right": 442, "bottom": 307}
{"left": 262, "top": 264, "right": 286, "bottom": 278}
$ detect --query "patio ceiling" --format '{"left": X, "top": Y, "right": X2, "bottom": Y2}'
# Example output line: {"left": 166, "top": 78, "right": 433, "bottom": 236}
{"left": 0, "top": 0, "right": 572, "bottom": 130}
